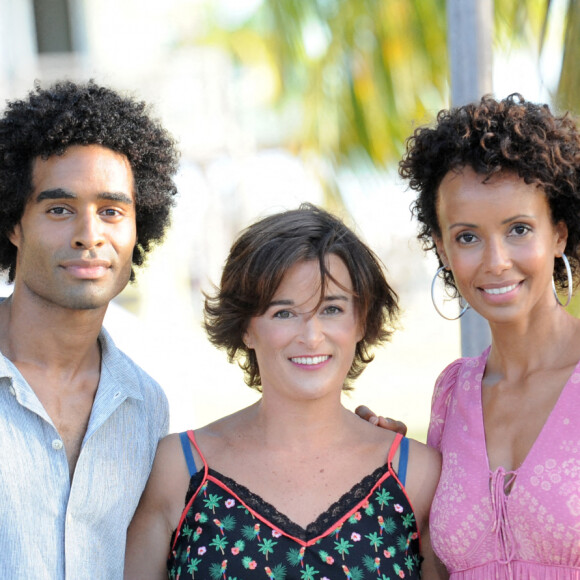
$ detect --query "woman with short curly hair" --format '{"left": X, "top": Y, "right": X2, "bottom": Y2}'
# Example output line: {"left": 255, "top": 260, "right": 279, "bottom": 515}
{"left": 399, "top": 94, "right": 580, "bottom": 578}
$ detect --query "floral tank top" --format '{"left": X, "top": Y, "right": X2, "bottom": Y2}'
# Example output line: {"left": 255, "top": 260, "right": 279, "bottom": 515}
{"left": 167, "top": 430, "right": 422, "bottom": 580}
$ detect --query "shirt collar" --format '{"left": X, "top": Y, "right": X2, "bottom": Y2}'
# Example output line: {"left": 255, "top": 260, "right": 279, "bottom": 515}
{"left": 0, "top": 327, "right": 145, "bottom": 403}
{"left": 98, "top": 327, "right": 144, "bottom": 402}
{"left": 0, "top": 347, "right": 14, "bottom": 382}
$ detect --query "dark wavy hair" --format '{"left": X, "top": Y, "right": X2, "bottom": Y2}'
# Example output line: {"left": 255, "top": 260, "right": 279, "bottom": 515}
{"left": 399, "top": 93, "right": 580, "bottom": 293}
{"left": 0, "top": 80, "right": 179, "bottom": 282}
{"left": 204, "top": 203, "right": 399, "bottom": 391}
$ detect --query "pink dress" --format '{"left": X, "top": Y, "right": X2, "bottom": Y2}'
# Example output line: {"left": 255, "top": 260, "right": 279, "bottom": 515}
{"left": 427, "top": 347, "right": 580, "bottom": 579}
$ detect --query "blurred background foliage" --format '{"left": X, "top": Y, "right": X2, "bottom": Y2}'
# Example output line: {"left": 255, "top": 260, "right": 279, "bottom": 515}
{"left": 191, "top": 0, "right": 580, "bottom": 315}
{"left": 200, "top": 0, "right": 447, "bottom": 178}
{"left": 556, "top": 0, "right": 580, "bottom": 114}
{"left": 192, "top": 0, "right": 579, "bottom": 174}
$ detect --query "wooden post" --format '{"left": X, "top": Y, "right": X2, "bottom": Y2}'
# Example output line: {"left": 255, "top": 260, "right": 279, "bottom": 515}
{"left": 447, "top": 0, "right": 493, "bottom": 356}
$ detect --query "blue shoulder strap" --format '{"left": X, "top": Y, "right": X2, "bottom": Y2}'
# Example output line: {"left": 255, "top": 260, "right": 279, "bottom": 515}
{"left": 179, "top": 431, "right": 197, "bottom": 476}
{"left": 398, "top": 436, "right": 409, "bottom": 486}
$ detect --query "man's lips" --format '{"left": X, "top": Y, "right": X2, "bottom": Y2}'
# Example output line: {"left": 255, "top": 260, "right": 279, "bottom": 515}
{"left": 60, "top": 259, "right": 111, "bottom": 279}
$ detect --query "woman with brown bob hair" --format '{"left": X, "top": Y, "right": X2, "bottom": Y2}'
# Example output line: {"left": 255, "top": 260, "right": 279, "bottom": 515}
{"left": 125, "top": 203, "right": 442, "bottom": 579}
{"left": 205, "top": 202, "right": 398, "bottom": 391}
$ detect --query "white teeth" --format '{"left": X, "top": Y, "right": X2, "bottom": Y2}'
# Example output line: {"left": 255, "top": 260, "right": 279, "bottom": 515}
{"left": 483, "top": 283, "right": 518, "bottom": 295}
{"left": 291, "top": 356, "right": 330, "bottom": 365}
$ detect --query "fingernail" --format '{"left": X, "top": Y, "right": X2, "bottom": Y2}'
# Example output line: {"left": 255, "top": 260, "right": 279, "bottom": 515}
{"left": 370, "top": 416, "right": 379, "bottom": 425}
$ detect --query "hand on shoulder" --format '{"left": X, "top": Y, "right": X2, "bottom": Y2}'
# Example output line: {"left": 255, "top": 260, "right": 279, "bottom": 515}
{"left": 355, "top": 404, "right": 408, "bottom": 435}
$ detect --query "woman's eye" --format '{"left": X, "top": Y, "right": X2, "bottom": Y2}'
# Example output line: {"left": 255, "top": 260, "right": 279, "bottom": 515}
{"left": 511, "top": 224, "right": 530, "bottom": 236}
{"left": 273, "top": 310, "right": 292, "bottom": 319}
{"left": 457, "top": 232, "right": 476, "bottom": 244}
{"left": 324, "top": 305, "right": 342, "bottom": 315}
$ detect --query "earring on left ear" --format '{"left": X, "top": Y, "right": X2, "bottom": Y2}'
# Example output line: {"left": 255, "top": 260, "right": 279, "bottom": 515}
{"left": 552, "top": 254, "right": 573, "bottom": 307}
{"left": 431, "top": 266, "right": 469, "bottom": 320}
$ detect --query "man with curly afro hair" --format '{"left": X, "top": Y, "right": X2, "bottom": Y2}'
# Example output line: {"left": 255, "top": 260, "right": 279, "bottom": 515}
{"left": 0, "top": 80, "right": 179, "bottom": 579}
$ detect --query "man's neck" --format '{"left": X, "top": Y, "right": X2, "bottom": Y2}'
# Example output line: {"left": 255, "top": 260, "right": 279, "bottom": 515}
{"left": 0, "top": 291, "right": 108, "bottom": 480}
{"left": 0, "top": 291, "right": 106, "bottom": 370}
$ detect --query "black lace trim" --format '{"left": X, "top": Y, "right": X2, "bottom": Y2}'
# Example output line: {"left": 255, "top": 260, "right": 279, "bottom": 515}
{"left": 183, "top": 463, "right": 394, "bottom": 541}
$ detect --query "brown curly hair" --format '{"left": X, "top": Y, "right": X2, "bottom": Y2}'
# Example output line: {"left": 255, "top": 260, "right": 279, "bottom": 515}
{"left": 0, "top": 80, "right": 179, "bottom": 282}
{"left": 399, "top": 93, "right": 580, "bottom": 293}
{"left": 204, "top": 203, "right": 399, "bottom": 391}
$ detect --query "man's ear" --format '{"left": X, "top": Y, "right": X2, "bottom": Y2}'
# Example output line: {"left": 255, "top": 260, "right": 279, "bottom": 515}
{"left": 7, "top": 224, "right": 22, "bottom": 249}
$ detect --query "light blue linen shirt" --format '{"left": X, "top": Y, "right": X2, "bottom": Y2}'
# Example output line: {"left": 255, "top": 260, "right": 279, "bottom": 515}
{"left": 0, "top": 327, "right": 169, "bottom": 579}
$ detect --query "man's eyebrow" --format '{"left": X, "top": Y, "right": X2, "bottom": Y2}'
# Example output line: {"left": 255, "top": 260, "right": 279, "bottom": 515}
{"left": 35, "top": 188, "right": 76, "bottom": 202}
{"left": 98, "top": 192, "right": 134, "bottom": 205}
{"left": 35, "top": 188, "right": 134, "bottom": 205}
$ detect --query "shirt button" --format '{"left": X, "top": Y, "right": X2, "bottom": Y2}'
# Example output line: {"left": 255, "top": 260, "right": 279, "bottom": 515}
{"left": 52, "top": 439, "right": 64, "bottom": 450}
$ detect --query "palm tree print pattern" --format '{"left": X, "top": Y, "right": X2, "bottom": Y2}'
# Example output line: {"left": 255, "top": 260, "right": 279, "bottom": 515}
{"left": 168, "top": 432, "right": 421, "bottom": 579}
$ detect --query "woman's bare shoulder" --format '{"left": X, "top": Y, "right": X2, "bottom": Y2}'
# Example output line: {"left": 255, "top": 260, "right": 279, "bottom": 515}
{"left": 403, "top": 438, "right": 441, "bottom": 522}
{"left": 145, "top": 433, "right": 192, "bottom": 508}
{"left": 408, "top": 437, "right": 441, "bottom": 465}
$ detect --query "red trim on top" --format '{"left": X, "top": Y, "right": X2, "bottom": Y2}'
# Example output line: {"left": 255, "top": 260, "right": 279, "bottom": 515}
{"left": 171, "top": 430, "right": 208, "bottom": 551}
{"left": 388, "top": 432, "right": 404, "bottom": 464}
{"left": 387, "top": 433, "right": 422, "bottom": 551}
{"left": 171, "top": 429, "right": 419, "bottom": 550}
